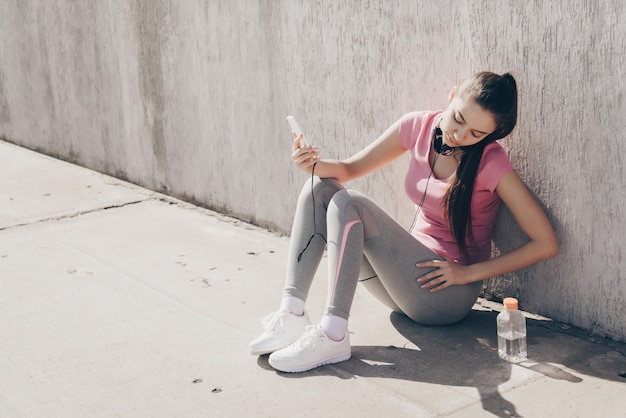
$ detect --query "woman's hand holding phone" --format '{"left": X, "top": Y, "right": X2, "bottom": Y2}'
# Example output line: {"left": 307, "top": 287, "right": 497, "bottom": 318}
{"left": 287, "top": 116, "right": 319, "bottom": 173}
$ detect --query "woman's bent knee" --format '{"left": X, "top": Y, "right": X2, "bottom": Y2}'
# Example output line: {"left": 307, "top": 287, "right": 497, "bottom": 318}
{"left": 298, "top": 177, "right": 343, "bottom": 205}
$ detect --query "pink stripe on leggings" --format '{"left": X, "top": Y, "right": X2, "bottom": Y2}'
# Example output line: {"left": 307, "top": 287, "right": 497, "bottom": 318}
{"left": 330, "top": 219, "right": 361, "bottom": 300}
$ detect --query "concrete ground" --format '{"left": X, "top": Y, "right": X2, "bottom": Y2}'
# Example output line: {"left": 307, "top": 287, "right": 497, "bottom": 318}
{"left": 1, "top": 139, "right": 625, "bottom": 418}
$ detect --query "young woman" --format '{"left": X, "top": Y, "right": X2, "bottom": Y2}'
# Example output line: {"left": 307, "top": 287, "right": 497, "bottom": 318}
{"left": 250, "top": 72, "right": 558, "bottom": 373}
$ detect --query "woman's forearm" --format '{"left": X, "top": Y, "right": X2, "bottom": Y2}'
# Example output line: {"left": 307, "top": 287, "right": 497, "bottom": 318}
{"left": 308, "top": 159, "right": 351, "bottom": 183}
{"left": 296, "top": 119, "right": 406, "bottom": 184}
{"left": 466, "top": 238, "right": 558, "bottom": 284}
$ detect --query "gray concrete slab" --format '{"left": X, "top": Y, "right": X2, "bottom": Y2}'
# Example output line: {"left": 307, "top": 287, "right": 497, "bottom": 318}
{"left": 1, "top": 141, "right": 625, "bottom": 417}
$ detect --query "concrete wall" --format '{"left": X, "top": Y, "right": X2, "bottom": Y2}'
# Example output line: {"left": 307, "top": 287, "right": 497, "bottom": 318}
{"left": 1, "top": 1, "right": 624, "bottom": 341}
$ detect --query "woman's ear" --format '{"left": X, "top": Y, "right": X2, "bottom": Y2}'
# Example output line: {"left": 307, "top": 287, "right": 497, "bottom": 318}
{"left": 448, "top": 86, "right": 457, "bottom": 103}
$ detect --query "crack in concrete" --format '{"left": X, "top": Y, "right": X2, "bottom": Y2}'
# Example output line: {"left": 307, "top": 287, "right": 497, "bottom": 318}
{"left": 0, "top": 197, "right": 152, "bottom": 232}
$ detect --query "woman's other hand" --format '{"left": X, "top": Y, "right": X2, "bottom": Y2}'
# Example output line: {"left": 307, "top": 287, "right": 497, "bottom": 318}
{"left": 415, "top": 258, "right": 471, "bottom": 293}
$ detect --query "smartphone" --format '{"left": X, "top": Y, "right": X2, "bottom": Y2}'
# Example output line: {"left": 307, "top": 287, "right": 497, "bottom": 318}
{"left": 286, "top": 116, "right": 311, "bottom": 148}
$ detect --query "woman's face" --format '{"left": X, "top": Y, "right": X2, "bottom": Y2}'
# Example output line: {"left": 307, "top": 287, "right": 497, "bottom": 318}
{"left": 440, "top": 95, "right": 497, "bottom": 148}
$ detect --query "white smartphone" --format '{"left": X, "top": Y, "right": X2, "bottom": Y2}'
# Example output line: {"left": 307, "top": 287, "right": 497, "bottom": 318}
{"left": 286, "top": 116, "right": 311, "bottom": 147}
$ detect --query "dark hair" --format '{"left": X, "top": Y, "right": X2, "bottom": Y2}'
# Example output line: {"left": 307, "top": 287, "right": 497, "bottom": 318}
{"left": 442, "top": 72, "right": 518, "bottom": 262}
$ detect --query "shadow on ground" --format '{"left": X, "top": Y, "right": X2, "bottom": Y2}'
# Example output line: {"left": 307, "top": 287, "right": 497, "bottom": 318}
{"left": 258, "top": 310, "right": 626, "bottom": 417}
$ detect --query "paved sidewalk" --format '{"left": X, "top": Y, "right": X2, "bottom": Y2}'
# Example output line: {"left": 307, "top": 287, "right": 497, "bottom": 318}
{"left": 1, "top": 140, "right": 625, "bottom": 418}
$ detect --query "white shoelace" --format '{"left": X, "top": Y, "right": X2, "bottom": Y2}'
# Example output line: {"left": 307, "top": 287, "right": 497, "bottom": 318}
{"left": 261, "top": 312, "right": 287, "bottom": 334}
{"left": 293, "top": 325, "right": 323, "bottom": 351}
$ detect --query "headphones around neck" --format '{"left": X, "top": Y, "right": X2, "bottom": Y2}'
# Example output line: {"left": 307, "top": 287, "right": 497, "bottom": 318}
{"left": 433, "top": 127, "right": 456, "bottom": 156}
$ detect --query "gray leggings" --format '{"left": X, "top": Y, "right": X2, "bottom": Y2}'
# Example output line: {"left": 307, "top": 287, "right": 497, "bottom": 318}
{"left": 284, "top": 177, "right": 482, "bottom": 325}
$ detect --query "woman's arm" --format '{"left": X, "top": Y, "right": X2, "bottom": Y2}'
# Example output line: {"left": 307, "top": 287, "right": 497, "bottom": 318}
{"left": 417, "top": 170, "right": 558, "bottom": 292}
{"left": 465, "top": 170, "right": 558, "bottom": 280}
{"left": 291, "top": 118, "right": 407, "bottom": 183}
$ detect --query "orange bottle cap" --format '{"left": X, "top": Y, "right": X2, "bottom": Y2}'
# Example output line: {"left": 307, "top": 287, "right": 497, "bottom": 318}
{"left": 503, "top": 297, "right": 518, "bottom": 310}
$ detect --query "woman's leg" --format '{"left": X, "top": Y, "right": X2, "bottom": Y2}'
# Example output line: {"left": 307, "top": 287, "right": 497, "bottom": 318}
{"left": 325, "top": 189, "right": 481, "bottom": 326}
{"left": 266, "top": 187, "right": 366, "bottom": 371}
{"left": 267, "top": 187, "right": 481, "bottom": 371}
{"left": 282, "top": 177, "right": 344, "bottom": 303}
{"left": 250, "top": 177, "right": 344, "bottom": 356}
{"left": 358, "top": 255, "right": 402, "bottom": 313}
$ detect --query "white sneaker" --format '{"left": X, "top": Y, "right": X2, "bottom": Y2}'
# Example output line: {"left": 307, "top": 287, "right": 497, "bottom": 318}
{"left": 268, "top": 324, "right": 351, "bottom": 373}
{"left": 249, "top": 310, "right": 311, "bottom": 356}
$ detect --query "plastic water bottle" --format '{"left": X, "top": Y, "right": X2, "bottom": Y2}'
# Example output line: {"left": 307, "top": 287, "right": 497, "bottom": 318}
{"left": 497, "top": 297, "right": 527, "bottom": 362}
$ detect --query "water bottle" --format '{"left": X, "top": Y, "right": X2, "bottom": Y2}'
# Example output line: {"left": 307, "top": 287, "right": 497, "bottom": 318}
{"left": 497, "top": 297, "right": 527, "bottom": 362}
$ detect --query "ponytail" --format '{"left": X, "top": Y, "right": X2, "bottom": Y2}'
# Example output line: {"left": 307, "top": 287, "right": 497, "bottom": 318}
{"left": 443, "top": 72, "right": 518, "bottom": 262}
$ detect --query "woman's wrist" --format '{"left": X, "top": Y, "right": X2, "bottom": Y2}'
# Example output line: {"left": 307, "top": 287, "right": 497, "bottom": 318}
{"left": 464, "top": 262, "right": 486, "bottom": 284}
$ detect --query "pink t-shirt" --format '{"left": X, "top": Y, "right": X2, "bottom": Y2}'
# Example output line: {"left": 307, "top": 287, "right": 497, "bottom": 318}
{"left": 399, "top": 110, "right": 514, "bottom": 264}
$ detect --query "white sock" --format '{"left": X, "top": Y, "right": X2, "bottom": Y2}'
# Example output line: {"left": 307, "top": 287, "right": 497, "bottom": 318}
{"left": 279, "top": 296, "right": 305, "bottom": 316}
{"left": 320, "top": 314, "right": 348, "bottom": 341}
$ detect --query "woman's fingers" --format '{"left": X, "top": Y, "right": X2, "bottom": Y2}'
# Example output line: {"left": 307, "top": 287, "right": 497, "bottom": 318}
{"left": 292, "top": 148, "right": 318, "bottom": 163}
{"left": 415, "top": 260, "right": 445, "bottom": 280}
{"left": 415, "top": 258, "right": 467, "bottom": 292}
{"left": 291, "top": 144, "right": 319, "bottom": 173}
{"left": 291, "top": 133, "right": 313, "bottom": 151}
{"left": 291, "top": 133, "right": 302, "bottom": 151}
{"left": 418, "top": 273, "right": 444, "bottom": 289}
{"left": 416, "top": 259, "right": 448, "bottom": 292}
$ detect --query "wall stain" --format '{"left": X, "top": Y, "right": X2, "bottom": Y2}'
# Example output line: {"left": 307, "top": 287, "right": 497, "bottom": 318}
{"left": 0, "top": 70, "right": 11, "bottom": 125}
{"left": 132, "top": 1, "right": 169, "bottom": 191}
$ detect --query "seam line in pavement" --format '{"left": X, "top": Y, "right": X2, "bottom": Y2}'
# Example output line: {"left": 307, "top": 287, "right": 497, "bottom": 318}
{"left": 0, "top": 198, "right": 151, "bottom": 231}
